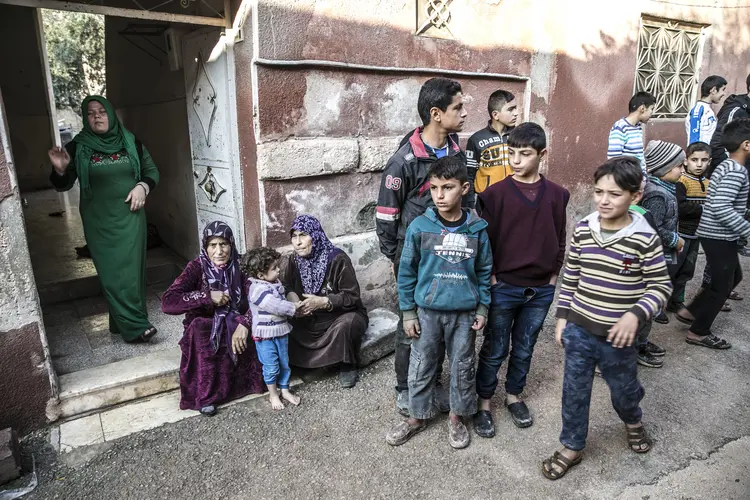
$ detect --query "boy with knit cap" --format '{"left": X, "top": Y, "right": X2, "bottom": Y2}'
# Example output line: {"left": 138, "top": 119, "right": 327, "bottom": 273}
{"left": 637, "top": 140, "right": 685, "bottom": 363}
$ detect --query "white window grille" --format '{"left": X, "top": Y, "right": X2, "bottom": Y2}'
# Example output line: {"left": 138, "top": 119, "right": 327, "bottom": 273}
{"left": 634, "top": 17, "right": 706, "bottom": 118}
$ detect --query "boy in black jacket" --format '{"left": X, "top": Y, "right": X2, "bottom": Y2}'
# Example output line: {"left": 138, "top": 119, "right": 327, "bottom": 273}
{"left": 376, "top": 77, "right": 467, "bottom": 417}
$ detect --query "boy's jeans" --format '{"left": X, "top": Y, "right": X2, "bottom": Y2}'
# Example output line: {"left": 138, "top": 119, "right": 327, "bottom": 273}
{"left": 475, "top": 282, "right": 555, "bottom": 400}
{"left": 408, "top": 308, "right": 477, "bottom": 419}
{"left": 560, "top": 323, "right": 644, "bottom": 451}
{"left": 255, "top": 336, "right": 292, "bottom": 389}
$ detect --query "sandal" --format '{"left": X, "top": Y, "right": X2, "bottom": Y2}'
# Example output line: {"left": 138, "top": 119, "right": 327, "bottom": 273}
{"left": 542, "top": 450, "right": 582, "bottom": 480}
{"left": 626, "top": 424, "right": 652, "bottom": 453}
{"left": 728, "top": 291, "right": 743, "bottom": 301}
{"left": 721, "top": 302, "right": 732, "bottom": 312}
{"left": 125, "top": 326, "right": 158, "bottom": 344}
{"left": 686, "top": 334, "right": 731, "bottom": 350}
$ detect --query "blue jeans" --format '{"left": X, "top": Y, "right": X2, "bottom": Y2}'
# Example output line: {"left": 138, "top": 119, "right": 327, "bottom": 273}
{"left": 560, "top": 323, "right": 644, "bottom": 451}
{"left": 408, "top": 308, "right": 477, "bottom": 419}
{"left": 475, "top": 281, "right": 555, "bottom": 399}
{"left": 255, "top": 336, "right": 292, "bottom": 389}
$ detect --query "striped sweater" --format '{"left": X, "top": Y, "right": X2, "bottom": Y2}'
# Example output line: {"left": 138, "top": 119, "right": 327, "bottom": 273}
{"left": 695, "top": 159, "right": 750, "bottom": 242}
{"left": 247, "top": 278, "right": 296, "bottom": 340}
{"left": 556, "top": 211, "right": 673, "bottom": 337}
{"left": 607, "top": 118, "right": 646, "bottom": 175}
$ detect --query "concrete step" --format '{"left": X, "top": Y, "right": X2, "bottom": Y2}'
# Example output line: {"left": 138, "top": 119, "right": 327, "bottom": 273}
{"left": 39, "top": 248, "right": 184, "bottom": 306}
{"left": 57, "top": 347, "right": 181, "bottom": 419}
{"left": 359, "top": 308, "right": 399, "bottom": 367}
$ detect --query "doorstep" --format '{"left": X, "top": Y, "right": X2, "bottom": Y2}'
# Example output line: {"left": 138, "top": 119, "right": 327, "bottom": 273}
{"left": 57, "top": 347, "right": 182, "bottom": 418}
{"left": 52, "top": 378, "right": 303, "bottom": 453}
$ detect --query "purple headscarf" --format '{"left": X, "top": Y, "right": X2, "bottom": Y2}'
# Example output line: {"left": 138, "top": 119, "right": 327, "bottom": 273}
{"left": 200, "top": 221, "right": 243, "bottom": 358}
{"left": 290, "top": 215, "right": 340, "bottom": 295}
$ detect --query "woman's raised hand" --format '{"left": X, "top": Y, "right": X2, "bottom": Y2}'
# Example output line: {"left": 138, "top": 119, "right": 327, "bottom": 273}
{"left": 210, "top": 291, "right": 230, "bottom": 306}
{"left": 48, "top": 146, "right": 70, "bottom": 175}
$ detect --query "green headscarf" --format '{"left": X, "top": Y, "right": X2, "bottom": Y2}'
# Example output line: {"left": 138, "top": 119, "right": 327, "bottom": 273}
{"left": 73, "top": 95, "right": 141, "bottom": 197}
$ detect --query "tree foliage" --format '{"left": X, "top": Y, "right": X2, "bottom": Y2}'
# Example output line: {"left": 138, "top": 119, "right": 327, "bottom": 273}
{"left": 42, "top": 10, "right": 106, "bottom": 113}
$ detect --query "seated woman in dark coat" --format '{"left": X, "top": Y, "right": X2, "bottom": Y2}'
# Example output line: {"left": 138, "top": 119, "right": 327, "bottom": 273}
{"left": 280, "top": 215, "right": 368, "bottom": 388}
{"left": 162, "top": 221, "right": 264, "bottom": 415}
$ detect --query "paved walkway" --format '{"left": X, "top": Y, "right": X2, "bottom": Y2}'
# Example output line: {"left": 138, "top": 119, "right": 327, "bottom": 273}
{"left": 12, "top": 256, "right": 750, "bottom": 499}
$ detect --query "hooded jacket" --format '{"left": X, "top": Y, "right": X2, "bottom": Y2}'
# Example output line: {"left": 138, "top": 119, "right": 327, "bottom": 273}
{"left": 709, "top": 93, "right": 750, "bottom": 173}
{"left": 556, "top": 210, "right": 673, "bottom": 336}
{"left": 376, "top": 128, "right": 467, "bottom": 263}
{"left": 397, "top": 207, "right": 493, "bottom": 321}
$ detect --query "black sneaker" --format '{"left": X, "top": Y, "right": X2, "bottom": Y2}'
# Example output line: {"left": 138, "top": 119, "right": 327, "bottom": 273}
{"left": 665, "top": 301, "right": 684, "bottom": 313}
{"left": 434, "top": 381, "right": 450, "bottom": 413}
{"left": 395, "top": 389, "right": 409, "bottom": 417}
{"left": 506, "top": 400, "right": 533, "bottom": 428}
{"left": 653, "top": 311, "right": 669, "bottom": 324}
{"left": 637, "top": 349, "right": 663, "bottom": 368}
{"left": 643, "top": 341, "right": 666, "bottom": 357}
{"left": 472, "top": 410, "right": 495, "bottom": 438}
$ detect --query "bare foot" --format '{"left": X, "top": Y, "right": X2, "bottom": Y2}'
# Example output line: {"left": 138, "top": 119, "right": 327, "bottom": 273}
{"left": 269, "top": 393, "right": 285, "bottom": 410}
{"left": 281, "top": 389, "right": 300, "bottom": 406}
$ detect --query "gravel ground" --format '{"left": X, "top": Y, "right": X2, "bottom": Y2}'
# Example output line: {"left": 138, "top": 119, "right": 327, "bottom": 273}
{"left": 7, "top": 256, "right": 750, "bottom": 500}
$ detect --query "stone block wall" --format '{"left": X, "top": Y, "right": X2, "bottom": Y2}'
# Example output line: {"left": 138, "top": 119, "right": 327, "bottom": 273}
{"left": 0, "top": 89, "right": 57, "bottom": 435}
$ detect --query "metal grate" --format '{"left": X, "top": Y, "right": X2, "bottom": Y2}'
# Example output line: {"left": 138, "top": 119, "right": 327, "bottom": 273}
{"left": 634, "top": 17, "right": 706, "bottom": 118}
{"left": 416, "top": 0, "right": 454, "bottom": 39}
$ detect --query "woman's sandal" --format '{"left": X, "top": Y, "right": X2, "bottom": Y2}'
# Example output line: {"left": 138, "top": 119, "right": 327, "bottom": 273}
{"left": 721, "top": 302, "right": 732, "bottom": 312}
{"left": 541, "top": 450, "right": 582, "bottom": 480}
{"left": 125, "top": 327, "right": 158, "bottom": 344}
{"left": 728, "top": 291, "right": 743, "bottom": 301}
{"left": 626, "top": 424, "right": 652, "bottom": 454}
{"left": 686, "top": 334, "right": 731, "bottom": 350}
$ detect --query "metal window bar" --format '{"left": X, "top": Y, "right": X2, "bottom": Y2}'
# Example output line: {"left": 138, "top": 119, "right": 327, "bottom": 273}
{"left": 634, "top": 16, "right": 706, "bottom": 118}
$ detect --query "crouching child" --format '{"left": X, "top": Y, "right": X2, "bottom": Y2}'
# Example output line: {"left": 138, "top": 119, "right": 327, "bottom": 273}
{"left": 385, "top": 155, "right": 493, "bottom": 450}
{"left": 542, "top": 157, "right": 672, "bottom": 480}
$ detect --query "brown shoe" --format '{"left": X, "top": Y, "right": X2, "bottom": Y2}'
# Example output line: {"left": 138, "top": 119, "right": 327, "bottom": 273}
{"left": 386, "top": 420, "right": 426, "bottom": 446}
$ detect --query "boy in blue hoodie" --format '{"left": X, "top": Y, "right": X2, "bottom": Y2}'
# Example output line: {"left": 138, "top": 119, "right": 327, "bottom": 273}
{"left": 385, "top": 156, "right": 493, "bottom": 450}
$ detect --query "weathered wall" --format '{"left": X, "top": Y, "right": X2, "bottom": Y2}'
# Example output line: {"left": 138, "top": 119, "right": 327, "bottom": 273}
{"left": 240, "top": 1, "right": 750, "bottom": 310}
{"left": 105, "top": 18, "right": 199, "bottom": 261}
{"left": 0, "top": 88, "right": 57, "bottom": 436}
{"left": 0, "top": 6, "right": 53, "bottom": 192}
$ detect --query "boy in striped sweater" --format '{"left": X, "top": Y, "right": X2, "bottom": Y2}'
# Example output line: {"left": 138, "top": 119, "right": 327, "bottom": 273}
{"left": 607, "top": 92, "right": 656, "bottom": 178}
{"left": 242, "top": 247, "right": 302, "bottom": 410}
{"left": 676, "top": 119, "right": 750, "bottom": 349}
{"left": 542, "top": 157, "right": 672, "bottom": 480}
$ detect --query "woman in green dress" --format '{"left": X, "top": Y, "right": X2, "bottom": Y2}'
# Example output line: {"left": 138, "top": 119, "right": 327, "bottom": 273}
{"left": 48, "top": 95, "right": 160, "bottom": 343}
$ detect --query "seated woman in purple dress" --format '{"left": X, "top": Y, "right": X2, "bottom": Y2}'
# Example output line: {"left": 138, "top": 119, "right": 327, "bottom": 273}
{"left": 280, "top": 215, "right": 368, "bottom": 388}
{"left": 162, "top": 221, "right": 264, "bottom": 416}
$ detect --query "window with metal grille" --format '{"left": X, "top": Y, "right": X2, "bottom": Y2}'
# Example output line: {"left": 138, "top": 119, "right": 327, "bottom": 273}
{"left": 634, "top": 17, "right": 707, "bottom": 118}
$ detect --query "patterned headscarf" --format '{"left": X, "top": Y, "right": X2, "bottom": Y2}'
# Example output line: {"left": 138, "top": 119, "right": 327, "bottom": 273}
{"left": 200, "top": 221, "right": 243, "bottom": 356}
{"left": 290, "top": 215, "right": 340, "bottom": 295}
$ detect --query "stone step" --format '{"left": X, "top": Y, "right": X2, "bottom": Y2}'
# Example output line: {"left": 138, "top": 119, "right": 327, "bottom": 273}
{"left": 39, "top": 248, "right": 184, "bottom": 306}
{"left": 359, "top": 308, "right": 399, "bottom": 367}
{"left": 57, "top": 347, "right": 181, "bottom": 419}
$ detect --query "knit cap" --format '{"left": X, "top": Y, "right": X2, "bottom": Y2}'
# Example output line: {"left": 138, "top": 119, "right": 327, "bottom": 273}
{"left": 644, "top": 140, "right": 685, "bottom": 177}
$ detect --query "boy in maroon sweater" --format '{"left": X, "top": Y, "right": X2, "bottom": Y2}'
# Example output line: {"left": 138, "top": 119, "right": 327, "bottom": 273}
{"left": 473, "top": 122, "right": 570, "bottom": 437}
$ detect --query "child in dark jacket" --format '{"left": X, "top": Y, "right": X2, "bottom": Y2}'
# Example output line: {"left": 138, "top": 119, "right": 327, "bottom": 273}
{"left": 385, "top": 156, "right": 492, "bottom": 450}
{"left": 638, "top": 141, "right": 685, "bottom": 365}
{"left": 668, "top": 142, "right": 710, "bottom": 312}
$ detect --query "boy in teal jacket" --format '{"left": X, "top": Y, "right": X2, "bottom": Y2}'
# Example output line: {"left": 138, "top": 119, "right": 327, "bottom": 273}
{"left": 385, "top": 156, "right": 493, "bottom": 450}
